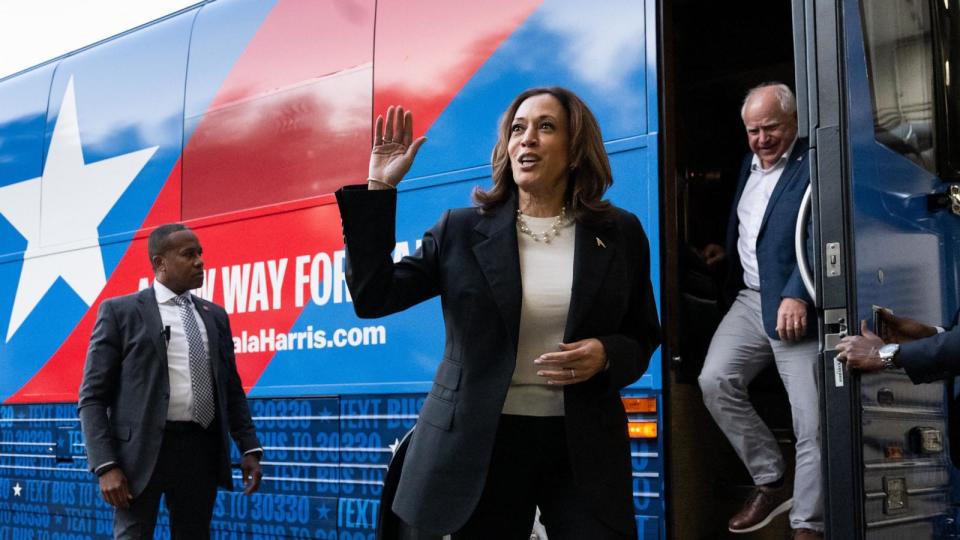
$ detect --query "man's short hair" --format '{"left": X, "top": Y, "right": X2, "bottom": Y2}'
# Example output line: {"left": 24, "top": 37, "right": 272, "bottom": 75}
{"left": 148, "top": 223, "right": 190, "bottom": 270}
{"left": 741, "top": 82, "right": 797, "bottom": 118}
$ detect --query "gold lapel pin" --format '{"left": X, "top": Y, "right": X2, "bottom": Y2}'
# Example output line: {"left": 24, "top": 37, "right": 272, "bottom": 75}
{"left": 596, "top": 237, "right": 606, "bottom": 248}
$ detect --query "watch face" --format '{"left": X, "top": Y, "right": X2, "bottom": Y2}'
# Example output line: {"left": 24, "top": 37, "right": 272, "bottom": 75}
{"left": 880, "top": 343, "right": 899, "bottom": 359}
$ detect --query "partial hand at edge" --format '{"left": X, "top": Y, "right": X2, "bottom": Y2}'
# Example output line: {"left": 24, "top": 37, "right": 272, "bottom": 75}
{"left": 700, "top": 243, "right": 726, "bottom": 267}
{"left": 368, "top": 105, "right": 427, "bottom": 189}
{"left": 99, "top": 468, "right": 133, "bottom": 509}
{"left": 776, "top": 297, "right": 808, "bottom": 342}
{"left": 877, "top": 309, "right": 938, "bottom": 344}
{"left": 241, "top": 453, "right": 263, "bottom": 495}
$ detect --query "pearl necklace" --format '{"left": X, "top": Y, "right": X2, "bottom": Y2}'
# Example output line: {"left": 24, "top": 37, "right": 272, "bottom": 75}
{"left": 516, "top": 206, "right": 567, "bottom": 244}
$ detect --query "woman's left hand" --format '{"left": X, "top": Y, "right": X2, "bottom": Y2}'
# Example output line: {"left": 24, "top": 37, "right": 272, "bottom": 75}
{"left": 536, "top": 338, "right": 607, "bottom": 385}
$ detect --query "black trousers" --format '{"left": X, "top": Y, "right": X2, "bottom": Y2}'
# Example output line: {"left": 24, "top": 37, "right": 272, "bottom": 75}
{"left": 113, "top": 421, "right": 220, "bottom": 540}
{"left": 453, "top": 415, "right": 635, "bottom": 540}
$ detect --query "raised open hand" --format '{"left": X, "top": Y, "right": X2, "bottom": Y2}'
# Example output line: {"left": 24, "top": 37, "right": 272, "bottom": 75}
{"left": 369, "top": 106, "right": 427, "bottom": 188}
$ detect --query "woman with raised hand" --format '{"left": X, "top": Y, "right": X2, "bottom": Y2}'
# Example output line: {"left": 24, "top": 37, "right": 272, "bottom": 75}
{"left": 335, "top": 88, "right": 661, "bottom": 539}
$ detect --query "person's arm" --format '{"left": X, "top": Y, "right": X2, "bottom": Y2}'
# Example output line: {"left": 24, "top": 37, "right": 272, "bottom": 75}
{"left": 778, "top": 183, "right": 815, "bottom": 342}
{"left": 78, "top": 301, "right": 122, "bottom": 472}
{"left": 336, "top": 105, "right": 443, "bottom": 318}
{"left": 877, "top": 309, "right": 938, "bottom": 343}
{"left": 838, "top": 317, "right": 960, "bottom": 384}
{"left": 337, "top": 188, "right": 447, "bottom": 317}
{"left": 898, "top": 325, "right": 960, "bottom": 383}
{"left": 77, "top": 300, "right": 133, "bottom": 508}
{"left": 595, "top": 214, "right": 662, "bottom": 391}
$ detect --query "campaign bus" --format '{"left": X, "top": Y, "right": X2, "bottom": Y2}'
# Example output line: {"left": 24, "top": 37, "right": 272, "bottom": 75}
{"left": 0, "top": 0, "right": 956, "bottom": 538}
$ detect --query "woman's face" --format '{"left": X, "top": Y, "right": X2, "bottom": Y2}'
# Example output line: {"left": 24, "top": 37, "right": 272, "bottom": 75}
{"left": 508, "top": 94, "right": 571, "bottom": 197}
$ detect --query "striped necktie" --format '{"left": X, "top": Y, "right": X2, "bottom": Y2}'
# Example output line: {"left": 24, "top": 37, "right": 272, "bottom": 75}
{"left": 173, "top": 295, "right": 216, "bottom": 428}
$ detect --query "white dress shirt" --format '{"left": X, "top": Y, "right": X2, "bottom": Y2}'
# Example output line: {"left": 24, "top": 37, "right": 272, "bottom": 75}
{"left": 154, "top": 280, "right": 209, "bottom": 422}
{"left": 737, "top": 139, "right": 797, "bottom": 291}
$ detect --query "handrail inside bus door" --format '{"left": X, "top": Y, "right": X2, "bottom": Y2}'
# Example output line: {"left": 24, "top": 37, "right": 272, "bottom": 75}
{"left": 796, "top": 183, "right": 817, "bottom": 305}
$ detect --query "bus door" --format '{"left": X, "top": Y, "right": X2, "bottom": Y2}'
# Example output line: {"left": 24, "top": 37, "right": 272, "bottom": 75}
{"left": 661, "top": 1, "right": 804, "bottom": 537}
{"left": 799, "top": 0, "right": 960, "bottom": 537}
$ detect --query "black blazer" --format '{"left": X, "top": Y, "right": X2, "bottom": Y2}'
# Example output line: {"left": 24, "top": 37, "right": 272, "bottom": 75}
{"left": 336, "top": 186, "right": 661, "bottom": 535}
{"left": 78, "top": 288, "right": 261, "bottom": 497}
{"left": 722, "top": 140, "right": 814, "bottom": 338}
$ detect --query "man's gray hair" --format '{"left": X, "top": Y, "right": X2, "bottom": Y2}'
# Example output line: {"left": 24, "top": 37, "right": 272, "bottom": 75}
{"left": 741, "top": 82, "right": 797, "bottom": 118}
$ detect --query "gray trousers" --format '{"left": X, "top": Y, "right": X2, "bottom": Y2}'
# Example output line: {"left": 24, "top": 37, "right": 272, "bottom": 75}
{"left": 698, "top": 289, "right": 823, "bottom": 531}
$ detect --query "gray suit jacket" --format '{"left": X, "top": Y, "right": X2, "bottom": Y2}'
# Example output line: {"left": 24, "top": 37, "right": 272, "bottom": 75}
{"left": 78, "top": 287, "right": 261, "bottom": 497}
{"left": 336, "top": 186, "right": 661, "bottom": 535}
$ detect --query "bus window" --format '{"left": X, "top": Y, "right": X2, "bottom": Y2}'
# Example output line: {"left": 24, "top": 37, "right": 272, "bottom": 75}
{"left": 862, "top": 0, "right": 938, "bottom": 173}
{"left": 182, "top": 0, "right": 374, "bottom": 219}
{"left": 0, "top": 65, "right": 55, "bottom": 258}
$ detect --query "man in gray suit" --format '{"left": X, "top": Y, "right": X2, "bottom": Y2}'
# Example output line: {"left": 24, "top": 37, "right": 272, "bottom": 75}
{"left": 79, "top": 223, "right": 263, "bottom": 539}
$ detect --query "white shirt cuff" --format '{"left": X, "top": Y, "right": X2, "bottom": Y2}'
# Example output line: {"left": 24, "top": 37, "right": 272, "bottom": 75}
{"left": 94, "top": 461, "right": 117, "bottom": 474}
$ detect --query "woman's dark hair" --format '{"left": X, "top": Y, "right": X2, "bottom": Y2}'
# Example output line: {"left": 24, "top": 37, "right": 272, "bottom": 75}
{"left": 473, "top": 87, "right": 614, "bottom": 223}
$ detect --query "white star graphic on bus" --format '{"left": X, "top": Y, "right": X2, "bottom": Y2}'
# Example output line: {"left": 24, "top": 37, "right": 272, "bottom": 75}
{"left": 0, "top": 76, "right": 157, "bottom": 342}
{"left": 12, "top": 482, "right": 22, "bottom": 496}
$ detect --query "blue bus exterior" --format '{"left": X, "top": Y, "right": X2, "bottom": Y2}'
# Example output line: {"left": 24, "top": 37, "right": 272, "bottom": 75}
{"left": 0, "top": 1, "right": 664, "bottom": 538}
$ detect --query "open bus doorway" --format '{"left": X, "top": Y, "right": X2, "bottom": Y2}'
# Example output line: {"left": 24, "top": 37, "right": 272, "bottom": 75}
{"left": 660, "top": 0, "right": 803, "bottom": 538}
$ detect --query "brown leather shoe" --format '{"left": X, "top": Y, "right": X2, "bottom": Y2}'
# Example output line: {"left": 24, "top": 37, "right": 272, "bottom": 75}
{"left": 793, "top": 528, "right": 824, "bottom": 539}
{"left": 727, "top": 484, "right": 793, "bottom": 533}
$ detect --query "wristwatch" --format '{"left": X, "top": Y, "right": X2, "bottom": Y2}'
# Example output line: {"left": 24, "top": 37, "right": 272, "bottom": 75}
{"left": 878, "top": 343, "right": 900, "bottom": 369}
